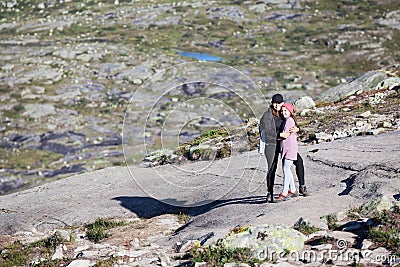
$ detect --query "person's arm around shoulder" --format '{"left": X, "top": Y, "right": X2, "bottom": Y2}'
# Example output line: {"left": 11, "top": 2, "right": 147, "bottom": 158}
{"left": 286, "top": 117, "right": 297, "bottom": 136}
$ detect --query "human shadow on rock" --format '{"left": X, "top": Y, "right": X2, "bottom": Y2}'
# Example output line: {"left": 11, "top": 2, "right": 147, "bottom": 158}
{"left": 112, "top": 195, "right": 266, "bottom": 219}
{"left": 338, "top": 176, "right": 354, "bottom": 196}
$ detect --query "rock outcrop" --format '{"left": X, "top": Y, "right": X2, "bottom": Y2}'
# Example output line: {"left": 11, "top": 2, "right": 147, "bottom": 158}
{"left": 223, "top": 225, "right": 307, "bottom": 255}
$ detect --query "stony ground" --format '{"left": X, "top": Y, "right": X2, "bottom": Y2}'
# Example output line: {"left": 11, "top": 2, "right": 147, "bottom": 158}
{"left": 1, "top": 0, "right": 400, "bottom": 266}
{"left": 0, "top": 129, "right": 399, "bottom": 266}
{"left": 1, "top": 0, "right": 400, "bottom": 193}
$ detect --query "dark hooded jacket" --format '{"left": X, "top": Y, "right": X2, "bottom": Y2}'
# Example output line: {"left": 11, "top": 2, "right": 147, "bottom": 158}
{"left": 258, "top": 109, "right": 282, "bottom": 172}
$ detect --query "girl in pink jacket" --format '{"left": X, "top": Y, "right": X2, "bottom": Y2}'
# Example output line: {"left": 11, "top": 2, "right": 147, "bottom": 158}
{"left": 276, "top": 102, "right": 299, "bottom": 201}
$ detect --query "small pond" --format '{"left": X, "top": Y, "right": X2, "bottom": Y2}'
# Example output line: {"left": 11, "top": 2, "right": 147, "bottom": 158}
{"left": 177, "top": 50, "right": 222, "bottom": 62}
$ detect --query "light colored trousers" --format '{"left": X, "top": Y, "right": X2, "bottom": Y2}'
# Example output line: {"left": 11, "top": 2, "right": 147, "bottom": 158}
{"left": 282, "top": 158, "right": 296, "bottom": 194}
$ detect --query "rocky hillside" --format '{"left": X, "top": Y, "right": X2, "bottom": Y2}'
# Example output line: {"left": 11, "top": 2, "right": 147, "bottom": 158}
{"left": 141, "top": 65, "right": 400, "bottom": 167}
{"left": 1, "top": 0, "right": 400, "bottom": 194}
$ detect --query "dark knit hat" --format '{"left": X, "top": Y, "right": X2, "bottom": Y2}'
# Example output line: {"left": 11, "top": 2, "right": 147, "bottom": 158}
{"left": 282, "top": 103, "right": 295, "bottom": 114}
{"left": 271, "top": 93, "right": 284, "bottom": 103}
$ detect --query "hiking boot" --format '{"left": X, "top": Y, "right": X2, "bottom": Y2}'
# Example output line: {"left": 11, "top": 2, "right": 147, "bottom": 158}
{"left": 288, "top": 190, "right": 299, "bottom": 197}
{"left": 299, "top": 185, "right": 309, "bottom": 196}
{"left": 266, "top": 192, "right": 274, "bottom": 203}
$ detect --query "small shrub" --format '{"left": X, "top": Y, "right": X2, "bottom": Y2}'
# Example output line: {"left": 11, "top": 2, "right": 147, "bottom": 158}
{"left": 45, "top": 233, "right": 63, "bottom": 250}
{"left": 325, "top": 214, "right": 339, "bottom": 230}
{"left": 216, "top": 144, "right": 232, "bottom": 159}
{"left": 177, "top": 212, "right": 191, "bottom": 224}
{"left": 85, "top": 218, "right": 125, "bottom": 243}
{"left": 0, "top": 241, "right": 28, "bottom": 267}
{"left": 199, "top": 128, "right": 229, "bottom": 141}
{"left": 294, "top": 218, "right": 322, "bottom": 235}
{"left": 189, "top": 242, "right": 260, "bottom": 267}
{"left": 93, "top": 257, "right": 118, "bottom": 267}
{"left": 226, "top": 224, "right": 250, "bottom": 237}
{"left": 368, "top": 208, "right": 400, "bottom": 256}
{"left": 86, "top": 227, "right": 109, "bottom": 243}
{"left": 159, "top": 154, "right": 171, "bottom": 165}
{"left": 0, "top": 238, "right": 72, "bottom": 267}
{"left": 347, "top": 206, "right": 362, "bottom": 219}
{"left": 13, "top": 104, "right": 25, "bottom": 112}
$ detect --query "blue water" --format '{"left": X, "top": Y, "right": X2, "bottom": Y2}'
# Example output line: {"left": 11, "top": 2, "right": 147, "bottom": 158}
{"left": 177, "top": 51, "right": 222, "bottom": 62}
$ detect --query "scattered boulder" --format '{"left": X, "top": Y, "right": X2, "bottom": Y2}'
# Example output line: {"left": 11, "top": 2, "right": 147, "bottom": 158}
{"left": 55, "top": 229, "right": 71, "bottom": 242}
{"left": 115, "top": 64, "right": 154, "bottom": 82}
{"left": 315, "top": 132, "right": 332, "bottom": 142}
{"left": 20, "top": 88, "right": 40, "bottom": 100}
{"left": 53, "top": 48, "right": 84, "bottom": 60}
{"left": 361, "top": 239, "right": 374, "bottom": 250}
{"left": 223, "top": 225, "right": 307, "bottom": 256}
{"left": 22, "top": 104, "right": 57, "bottom": 118}
{"left": 294, "top": 96, "right": 316, "bottom": 111}
{"left": 378, "top": 10, "right": 400, "bottom": 30}
{"left": 359, "top": 195, "right": 397, "bottom": 217}
{"left": 51, "top": 245, "right": 64, "bottom": 260}
{"left": 317, "top": 70, "right": 387, "bottom": 103}
{"left": 13, "top": 68, "right": 64, "bottom": 85}
{"left": 66, "top": 260, "right": 93, "bottom": 267}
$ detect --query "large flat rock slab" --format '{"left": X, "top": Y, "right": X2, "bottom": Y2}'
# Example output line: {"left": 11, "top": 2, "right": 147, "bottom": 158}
{"left": 1, "top": 131, "right": 399, "bottom": 243}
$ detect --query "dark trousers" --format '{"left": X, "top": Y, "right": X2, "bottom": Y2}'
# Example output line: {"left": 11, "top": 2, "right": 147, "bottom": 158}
{"left": 265, "top": 146, "right": 305, "bottom": 195}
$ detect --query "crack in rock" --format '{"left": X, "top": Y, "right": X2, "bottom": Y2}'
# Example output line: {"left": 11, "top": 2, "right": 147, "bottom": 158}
{"left": 339, "top": 164, "right": 399, "bottom": 199}
{"left": 306, "top": 155, "right": 365, "bottom": 171}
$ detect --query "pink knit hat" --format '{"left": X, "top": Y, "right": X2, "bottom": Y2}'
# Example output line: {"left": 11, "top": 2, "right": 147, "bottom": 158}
{"left": 282, "top": 103, "right": 295, "bottom": 114}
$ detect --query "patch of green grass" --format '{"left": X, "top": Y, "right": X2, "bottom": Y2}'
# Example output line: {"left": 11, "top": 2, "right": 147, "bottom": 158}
{"left": 0, "top": 148, "right": 63, "bottom": 170}
{"left": 294, "top": 221, "right": 322, "bottom": 236}
{"left": 200, "top": 129, "right": 229, "bottom": 140}
{"left": 325, "top": 214, "right": 339, "bottom": 230}
{"left": 0, "top": 235, "right": 72, "bottom": 267}
{"left": 176, "top": 212, "right": 191, "bottom": 224}
{"left": 2, "top": 104, "right": 25, "bottom": 119}
{"left": 189, "top": 242, "right": 261, "bottom": 267}
{"left": 93, "top": 257, "right": 119, "bottom": 267}
{"left": 347, "top": 206, "right": 362, "bottom": 220}
{"left": 0, "top": 241, "right": 29, "bottom": 267}
{"left": 176, "top": 127, "right": 233, "bottom": 161}
{"left": 85, "top": 218, "right": 125, "bottom": 243}
{"left": 383, "top": 33, "right": 400, "bottom": 62}
{"left": 179, "top": 128, "right": 230, "bottom": 150}
{"left": 56, "top": 23, "right": 94, "bottom": 38}
{"left": 368, "top": 206, "right": 400, "bottom": 256}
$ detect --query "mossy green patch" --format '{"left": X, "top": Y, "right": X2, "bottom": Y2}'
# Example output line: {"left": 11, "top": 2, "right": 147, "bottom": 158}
{"left": 0, "top": 237, "right": 72, "bottom": 267}
{"left": 93, "top": 257, "right": 119, "bottom": 267}
{"left": 85, "top": 218, "right": 125, "bottom": 243}
{"left": 368, "top": 206, "right": 400, "bottom": 256}
{"left": 0, "top": 241, "right": 29, "bottom": 267}
{"left": 0, "top": 148, "right": 63, "bottom": 169}
{"left": 294, "top": 220, "right": 322, "bottom": 236}
{"left": 190, "top": 242, "right": 261, "bottom": 267}
{"left": 180, "top": 128, "right": 230, "bottom": 148}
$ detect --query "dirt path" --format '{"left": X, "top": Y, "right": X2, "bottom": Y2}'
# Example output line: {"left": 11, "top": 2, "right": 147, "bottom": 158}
{"left": 1, "top": 131, "right": 399, "bottom": 246}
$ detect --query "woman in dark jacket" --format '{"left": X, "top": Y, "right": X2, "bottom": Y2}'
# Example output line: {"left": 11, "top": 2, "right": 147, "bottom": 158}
{"left": 259, "top": 94, "right": 308, "bottom": 202}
